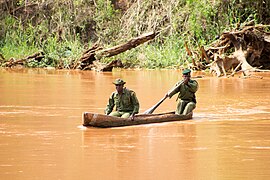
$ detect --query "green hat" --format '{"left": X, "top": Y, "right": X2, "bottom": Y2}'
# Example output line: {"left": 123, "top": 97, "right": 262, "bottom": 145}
{"left": 113, "top": 78, "right": 126, "bottom": 85}
{"left": 182, "top": 69, "right": 191, "bottom": 75}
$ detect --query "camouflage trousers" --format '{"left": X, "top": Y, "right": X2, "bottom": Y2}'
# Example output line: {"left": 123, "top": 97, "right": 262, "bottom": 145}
{"left": 109, "top": 111, "right": 131, "bottom": 118}
{"left": 176, "top": 100, "right": 196, "bottom": 115}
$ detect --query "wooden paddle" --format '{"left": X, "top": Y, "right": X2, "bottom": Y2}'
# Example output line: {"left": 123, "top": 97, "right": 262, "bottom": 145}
{"left": 143, "top": 80, "right": 184, "bottom": 114}
{"left": 143, "top": 95, "right": 168, "bottom": 114}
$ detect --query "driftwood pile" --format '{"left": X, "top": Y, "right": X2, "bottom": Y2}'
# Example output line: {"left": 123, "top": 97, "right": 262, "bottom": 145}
{"left": 192, "top": 24, "right": 270, "bottom": 77}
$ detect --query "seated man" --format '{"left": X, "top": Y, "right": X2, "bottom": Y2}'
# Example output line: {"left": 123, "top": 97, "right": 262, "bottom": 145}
{"left": 105, "top": 78, "right": 140, "bottom": 119}
{"left": 165, "top": 69, "right": 199, "bottom": 115}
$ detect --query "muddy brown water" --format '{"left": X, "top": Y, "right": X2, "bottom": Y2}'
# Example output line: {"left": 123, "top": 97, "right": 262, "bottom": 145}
{"left": 1, "top": 68, "right": 270, "bottom": 180}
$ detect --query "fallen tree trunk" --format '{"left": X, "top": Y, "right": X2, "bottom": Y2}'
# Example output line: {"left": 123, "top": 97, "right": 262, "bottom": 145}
{"left": 95, "top": 31, "right": 158, "bottom": 59}
{"left": 76, "top": 31, "right": 158, "bottom": 70}
{"left": 2, "top": 52, "right": 44, "bottom": 68}
{"left": 75, "top": 43, "right": 101, "bottom": 70}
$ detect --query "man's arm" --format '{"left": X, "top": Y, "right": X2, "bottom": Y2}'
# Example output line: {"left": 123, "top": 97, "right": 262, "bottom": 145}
{"left": 167, "top": 80, "right": 182, "bottom": 98}
{"left": 131, "top": 91, "right": 139, "bottom": 115}
{"left": 104, "top": 93, "right": 115, "bottom": 115}
{"left": 186, "top": 80, "right": 199, "bottom": 93}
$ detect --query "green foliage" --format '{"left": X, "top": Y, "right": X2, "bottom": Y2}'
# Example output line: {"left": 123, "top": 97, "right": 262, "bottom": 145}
{"left": 1, "top": 0, "right": 270, "bottom": 68}
{"left": 0, "top": 16, "right": 83, "bottom": 68}
{"left": 142, "top": 37, "right": 184, "bottom": 68}
{"left": 110, "top": 34, "right": 187, "bottom": 69}
{"left": 93, "top": 0, "right": 121, "bottom": 43}
{"left": 186, "top": 0, "right": 220, "bottom": 44}
{"left": 41, "top": 36, "right": 83, "bottom": 68}
{"left": 1, "top": 17, "right": 39, "bottom": 60}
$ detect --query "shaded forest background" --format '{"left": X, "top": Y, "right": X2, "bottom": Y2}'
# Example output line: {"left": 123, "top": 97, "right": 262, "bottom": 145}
{"left": 0, "top": 0, "right": 270, "bottom": 70}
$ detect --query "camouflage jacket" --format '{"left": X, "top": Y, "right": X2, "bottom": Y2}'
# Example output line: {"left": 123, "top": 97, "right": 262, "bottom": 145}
{"left": 168, "top": 79, "right": 198, "bottom": 103}
{"left": 105, "top": 88, "right": 140, "bottom": 115}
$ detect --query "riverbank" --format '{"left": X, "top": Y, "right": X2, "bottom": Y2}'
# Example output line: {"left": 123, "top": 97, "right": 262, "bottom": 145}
{"left": 1, "top": 1, "right": 269, "bottom": 71}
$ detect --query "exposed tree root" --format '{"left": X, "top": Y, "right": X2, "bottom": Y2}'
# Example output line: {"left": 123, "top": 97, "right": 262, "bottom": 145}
{"left": 189, "top": 24, "right": 270, "bottom": 77}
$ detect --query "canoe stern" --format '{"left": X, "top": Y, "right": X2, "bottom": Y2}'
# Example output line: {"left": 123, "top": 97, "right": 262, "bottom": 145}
{"left": 83, "top": 112, "right": 93, "bottom": 126}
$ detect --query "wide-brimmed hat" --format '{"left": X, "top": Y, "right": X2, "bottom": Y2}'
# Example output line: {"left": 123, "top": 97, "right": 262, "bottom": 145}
{"left": 113, "top": 78, "right": 126, "bottom": 85}
{"left": 182, "top": 69, "right": 191, "bottom": 75}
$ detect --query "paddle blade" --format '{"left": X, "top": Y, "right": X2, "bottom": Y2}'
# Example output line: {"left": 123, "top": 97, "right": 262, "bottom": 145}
{"left": 143, "top": 108, "right": 155, "bottom": 114}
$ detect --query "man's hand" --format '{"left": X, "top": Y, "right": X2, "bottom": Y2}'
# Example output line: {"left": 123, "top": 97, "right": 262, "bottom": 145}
{"left": 164, "top": 93, "right": 169, "bottom": 98}
{"left": 130, "top": 113, "right": 135, "bottom": 121}
{"left": 183, "top": 75, "right": 190, "bottom": 84}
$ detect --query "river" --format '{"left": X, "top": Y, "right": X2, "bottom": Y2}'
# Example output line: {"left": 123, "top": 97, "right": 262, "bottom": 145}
{"left": 1, "top": 68, "right": 270, "bottom": 180}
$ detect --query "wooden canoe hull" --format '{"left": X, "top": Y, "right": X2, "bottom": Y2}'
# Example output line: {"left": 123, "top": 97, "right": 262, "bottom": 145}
{"left": 82, "top": 112, "right": 193, "bottom": 128}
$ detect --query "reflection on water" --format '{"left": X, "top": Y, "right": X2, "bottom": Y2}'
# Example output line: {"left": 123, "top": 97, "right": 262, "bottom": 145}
{"left": 1, "top": 68, "right": 270, "bottom": 179}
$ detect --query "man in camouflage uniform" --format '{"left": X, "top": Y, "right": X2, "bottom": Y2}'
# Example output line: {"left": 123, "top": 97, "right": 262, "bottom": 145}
{"left": 105, "top": 78, "right": 140, "bottom": 119}
{"left": 165, "top": 69, "right": 198, "bottom": 115}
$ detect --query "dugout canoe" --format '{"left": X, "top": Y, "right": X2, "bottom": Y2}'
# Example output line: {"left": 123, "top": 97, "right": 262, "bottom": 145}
{"left": 82, "top": 112, "right": 193, "bottom": 128}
